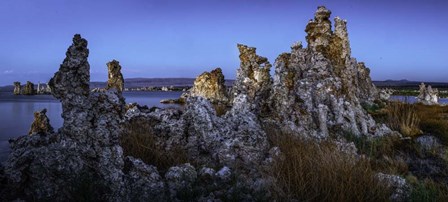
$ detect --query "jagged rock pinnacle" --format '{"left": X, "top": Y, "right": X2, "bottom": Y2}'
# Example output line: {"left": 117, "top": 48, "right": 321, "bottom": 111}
{"left": 13, "top": 82, "right": 21, "bottom": 95}
{"left": 106, "top": 60, "right": 124, "bottom": 92}
{"left": 28, "top": 109, "right": 53, "bottom": 135}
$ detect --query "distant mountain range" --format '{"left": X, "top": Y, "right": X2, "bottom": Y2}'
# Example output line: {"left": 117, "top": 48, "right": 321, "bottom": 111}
{"left": 1, "top": 78, "right": 446, "bottom": 92}
{"left": 373, "top": 80, "right": 448, "bottom": 89}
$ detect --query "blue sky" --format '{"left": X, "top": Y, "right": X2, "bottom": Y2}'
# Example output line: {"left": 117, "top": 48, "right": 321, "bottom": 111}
{"left": 0, "top": 0, "right": 447, "bottom": 86}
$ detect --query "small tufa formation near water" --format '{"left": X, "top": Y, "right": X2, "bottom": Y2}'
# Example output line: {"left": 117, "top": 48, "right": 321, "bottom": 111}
{"left": 28, "top": 109, "right": 54, "bottom": 135}
{"left": 22, "top": 81, "right": 35, "bottom": 95}
{"left": 106, "top": 60, "right": 125, "bottom": 92}
{"left": 418, "top": 82, "right": 439, "bottom": 105}
{"left": 2, "top": 34, "right": 133, "bottom": 201}
{"left": 189, "top": 67, "right": 229, "bottom": 104}
{"left": 13, "top": 82, "right": 21, "bottom": 95}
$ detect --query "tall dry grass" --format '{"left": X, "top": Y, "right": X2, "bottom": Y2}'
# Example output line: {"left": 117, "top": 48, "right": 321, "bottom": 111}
{"left": 120, "top": 118, "right": 188, "bottom": 172}
{"left": 385, "top": 101, "right": 422, "bottom": 137}
{"left": 268, "top": 133, "right": 393, "bottom": 201}
{"left": 414, "top": 104, "right": 448, "bottom": 145}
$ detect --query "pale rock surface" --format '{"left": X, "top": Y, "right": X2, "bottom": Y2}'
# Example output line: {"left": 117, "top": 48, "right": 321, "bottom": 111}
{"left": 418, "top": 83, "right": 439, "bottom": 105}
{"left": 269, "top": 6, "right": 381, "bottom": 138}
{"left": 189, "top": 67, "right": 229, "bottom": 104}
{"left": 231, "top": 44, "right": 272, "bottom": 114}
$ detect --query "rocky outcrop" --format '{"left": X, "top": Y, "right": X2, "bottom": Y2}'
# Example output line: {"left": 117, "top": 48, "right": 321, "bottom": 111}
{"left": 13, "top": 82, "right": 21, "bottom": 95}
{"left": 22, "top": 81, "right": 35, "bottom": 95}
{"left": 418, "top": 83, "right": 438, "bottom": 105}
{"left": 28, "top": 109, "right": 54, "bottom": 135}
{"left": 106, "top": 60, "right": 124, "bottom": 92}
{"left": 2, "top": 34, "right": 128, "bottom": 201}
{"left": 268, "top": 6, "right": 382, "bottom": 138}
{"left": 189, "top": 67, "right": 229, "bottom": 104}
{"left": 231, "top": 44, "right": 272, "bottom": 114}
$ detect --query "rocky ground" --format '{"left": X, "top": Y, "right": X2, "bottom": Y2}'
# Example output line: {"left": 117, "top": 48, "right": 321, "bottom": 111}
{"left": 1, "top": 6, "right": 448, "bottom": 202}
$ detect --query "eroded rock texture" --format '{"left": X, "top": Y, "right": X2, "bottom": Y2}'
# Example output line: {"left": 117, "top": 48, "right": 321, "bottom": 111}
{"left": 190, "top": 67, "right": 229, "bottom": 104}
{"left": 106, "top": 60, "right": 125, "bottom": 92}
{"left": 22, "top": 81, "right": 35, "bottom": 95}
{"left": 418, "top": 83, "right": 439, "bottom": 105}
{"left": 13, "top": 82, "right": 21, "bottom": 95}
{"left": 2, "top": 34, "right": 129, "bottom": 201}
{"left": 231, "top": 44, "right": 272, "bottom": 114}
{"left": 28, "top": 109, "right": 54, "bottom": 135}
{"left": 269, "top": 6, "right": 381, "bottom": 138}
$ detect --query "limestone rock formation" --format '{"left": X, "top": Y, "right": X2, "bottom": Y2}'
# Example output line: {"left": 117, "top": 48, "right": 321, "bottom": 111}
{"left": 189, "top": 67, "right": 229, "bottom": 104}
{"left": 28, "top": 109, "right": 54, "bottom": 135}
{"left": 13, "top": 82, "right": 21, "bottom": 95}
{"left": 106, "top": 60, "right": 124, "bottom": 92}
{"left": 418, "top": 83, "right": 438, "bottom": 105}
{"left": 49, "top": 34, "right": 92, "bottom": 136}
{"left": 231, "top": 44, "right": 272, "bottom": 114}
{"left": 22, "top": 81, "right": 35, "bottom": 95}
{"left": 267, "top": 6, "right": 382, "bottom": 138}
{"left": 380, "top": 88, "right": 394, "bottom": 101}
{"left": 2, "top": 34, "right": 128, "bottom": 201}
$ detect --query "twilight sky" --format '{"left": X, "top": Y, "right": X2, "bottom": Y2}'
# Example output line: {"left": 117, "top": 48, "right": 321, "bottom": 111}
{"left": 0, "top": 0, "right": 447, "bottom": 86}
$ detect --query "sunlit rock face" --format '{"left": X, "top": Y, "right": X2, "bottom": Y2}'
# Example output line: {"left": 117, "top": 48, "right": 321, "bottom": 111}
{"left": 231, "top": 44, "right": 272, "bottom": 114}
{"left": 190, "top": 67, "right": 229, "bottom": 104}
{"left": 270, "top": 6, "right": 381, "bottom": 138}
{"left": 22, "top": 81, "right": 35, "bottom": 95}
{"left": 106, "top": 60, "right": 124, "bottom": 92}
{"left": 28, "top": 109, "right": 54, "bottom": 135}
{"left": 418, "top": 83, "right": 439, "bottom": 105}
{"left": 13, "top": 82, "right": 21, "bottom": 95}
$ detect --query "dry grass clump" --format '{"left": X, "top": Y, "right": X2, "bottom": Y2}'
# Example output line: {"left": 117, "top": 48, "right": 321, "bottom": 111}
{"left": 385, "top": 101, "right": 422, "bottom": 137}
{"left": 120, "top": 118, "right": 188, "bottom": 172}
{"left": 414, "top": 104, "right": 448, "bottom": 145}
{"left": 268, "top": 133, "right": 393, "bottom": 201}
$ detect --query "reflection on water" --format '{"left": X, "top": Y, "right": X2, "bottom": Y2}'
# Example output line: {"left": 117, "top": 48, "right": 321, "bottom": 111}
{"left": 0, "top": 91, "right": 183, "bottom": 162}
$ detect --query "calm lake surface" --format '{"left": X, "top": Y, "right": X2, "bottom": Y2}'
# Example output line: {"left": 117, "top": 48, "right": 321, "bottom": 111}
{"left": 0, "top": 91, "right": 183, "bottom": 162}
{"left": 389, "top": 95, "right": 448, "bottom": 104}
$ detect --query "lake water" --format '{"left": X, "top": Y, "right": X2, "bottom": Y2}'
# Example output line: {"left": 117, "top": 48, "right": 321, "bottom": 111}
{"left": 389, "top": 95, "right": 448, "bottom": 104}
{"left": 0, "top": 91, "right": 183, "bottom": 162}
